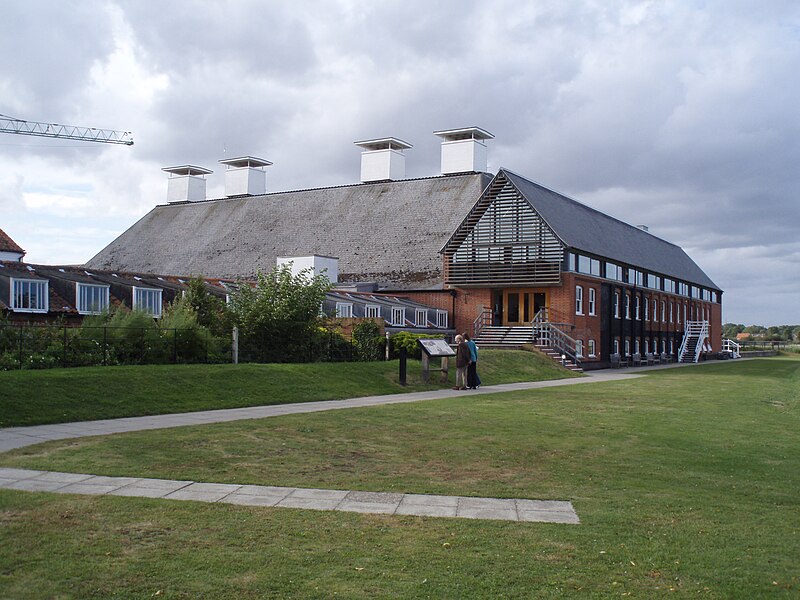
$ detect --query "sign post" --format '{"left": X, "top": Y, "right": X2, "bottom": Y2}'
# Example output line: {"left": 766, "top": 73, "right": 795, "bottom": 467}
{"left": 417, "top": 338, "right": 457, "bottom": 383}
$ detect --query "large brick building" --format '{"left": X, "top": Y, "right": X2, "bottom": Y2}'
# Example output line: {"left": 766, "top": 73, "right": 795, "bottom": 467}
{"left": 86, "top": 128, "right": 722, "bottom": 368}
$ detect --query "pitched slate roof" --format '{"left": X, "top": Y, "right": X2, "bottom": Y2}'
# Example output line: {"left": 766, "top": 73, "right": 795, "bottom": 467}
{"left": 501, "top": 169, "right": 720, "bottom": 290}
{"left": 0, "top": 228, "right": 25, "bottom": 255}
{"left": 87, "top": 173, "right": 492, "bottom": 289}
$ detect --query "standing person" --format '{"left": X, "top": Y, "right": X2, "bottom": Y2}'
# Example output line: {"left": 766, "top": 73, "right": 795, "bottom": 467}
{"left": 453, "top": 334, "right": 470, "bottom": 390}
{"left": 464, "top": 333, "right": 481, "bottom": 389}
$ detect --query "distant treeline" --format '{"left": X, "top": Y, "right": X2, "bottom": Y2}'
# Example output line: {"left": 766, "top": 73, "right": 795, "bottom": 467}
{"left": 723, "top": 323, "right": 800, "bottom": 342}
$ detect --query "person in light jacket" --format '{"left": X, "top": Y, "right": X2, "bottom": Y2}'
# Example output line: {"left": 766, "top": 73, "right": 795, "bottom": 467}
{"left": 464, "top": 333, "right": 481, "bottom": 389}
{"left": 454, "top": 334, "right": 470, "bottom": 390}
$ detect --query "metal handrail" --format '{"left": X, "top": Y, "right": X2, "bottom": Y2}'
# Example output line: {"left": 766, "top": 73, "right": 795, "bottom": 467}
{"left": 722, "top": 338, "right": 741, "bottom": 358}
{"left": 531, "top": 308, "right": 579, "bottom": 364}
{"left": 679, "top": 320, "right": 709, "bottom": 363}
{"left": 472, "top": 306, "right": 492, "bottom": 338}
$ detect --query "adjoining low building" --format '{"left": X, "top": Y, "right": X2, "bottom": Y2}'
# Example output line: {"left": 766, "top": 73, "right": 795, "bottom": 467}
{"left": 0, "top": 228, "right": 25, "bottom": 262}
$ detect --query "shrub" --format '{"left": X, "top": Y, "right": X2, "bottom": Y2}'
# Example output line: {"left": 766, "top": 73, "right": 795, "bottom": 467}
{"left": 352, "top": 320, "right": 385, "bottom": 361}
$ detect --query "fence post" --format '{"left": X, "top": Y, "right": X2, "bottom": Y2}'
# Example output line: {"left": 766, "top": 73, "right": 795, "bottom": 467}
{"left": 232, "top": 327, "right": 239, "bottom": 364}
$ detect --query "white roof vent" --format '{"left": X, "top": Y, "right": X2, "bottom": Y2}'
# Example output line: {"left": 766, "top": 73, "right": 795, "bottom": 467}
{"left": 218, "top": 156, "right": 272, "bottom": 197}
{"left": 162, "top": 165, "right": 213, "bottom": 203}
{"left": 433, "top": 127, "right": 494, "bottom": 174}
{"left": 354, "top": 137, "right": 412, "bottom": 182}
{"left": 277, "top": 255, "right": 339, "bottom": 284}
{"left": 637, "top": 225, "right": 650, "bottom": 233}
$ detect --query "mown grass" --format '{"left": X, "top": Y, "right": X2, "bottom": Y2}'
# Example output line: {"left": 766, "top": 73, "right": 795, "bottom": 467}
{"left": 1, "top": 357, "right": 798, "bottom": 598}
{"left": 0, "top": 349, "right": 574, "bottom": 427}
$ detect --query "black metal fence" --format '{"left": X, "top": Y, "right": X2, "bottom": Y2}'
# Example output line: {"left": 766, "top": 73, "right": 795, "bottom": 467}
{"left": 0, "top": 323, "right": 387, "bottom": 370}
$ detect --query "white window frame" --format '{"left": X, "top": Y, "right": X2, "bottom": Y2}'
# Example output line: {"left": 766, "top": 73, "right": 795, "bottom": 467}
{"left": 624, "top": 339, "right": 630, "bottom": 356}
{"left": 661, "top": 300, "right": 666, "bottom": 322}
{"left": 436, "top": 310, "right": 448, "bottom": 328}
{"left": 644, "top": 296, "right": 649, "bottom": 321}
{"left": 588, "top": 288, "right": 596, "bottom": 316}
{"left": 634, "top": 339, "right": 640, "bottom": 354}
{"left": 576, "top": 339, "right": 584, "bottom": 358}
{"left": 669, "top": 301, "right": 674, "bottom": 323}
{"left": 635, "top": 296, "right": 640, "bottom": 320}
{"left": 10, "top": 278, "right": 48, "bottom": 313}
{"left": 575, "top": 285, "right": 584, "bottom": 315}
{"left": 76, "top": 283, "right": 110, "bottom": 315}
{"left": 653, "top": 299, "right": 658, "bottom": 322}
{"left": 365, "top": 304, "right": 381, "bottom": 319}
{"left": 614, "top": 292, "right": 620, "bottom": 318}
{"left": 613, "top": 338, "right": 620, "bottom": 355}
{"left": 644, "top": 339, "right": 650, "bottom": 354}
{"left": 335, "top": 302, "right": 353, "bottom": 318}
{"left": 133, "top": 286, "right": 162, "bottom": 318}
{"left": 390, "top": 307, "right": 405, "bottom": 326}
{"left": 625, "top": 294, "right": 631, "bottom": 320}
{"left": 588, "top": 339, "right": 596, "bottom": 358}
{"left": 415, "top": 308, "right": 428, "bottom": 327}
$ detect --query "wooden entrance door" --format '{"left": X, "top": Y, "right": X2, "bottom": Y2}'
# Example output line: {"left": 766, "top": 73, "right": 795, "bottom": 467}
{"left": 502, "top": 289, "right": 547, "bottom": 326}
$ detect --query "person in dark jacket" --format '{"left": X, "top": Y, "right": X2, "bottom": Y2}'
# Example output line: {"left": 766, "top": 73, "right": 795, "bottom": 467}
{"left": 464, "top": 333, "right": 481, "bottom": 389}
{"left": 454, "top": 334, "right": 470, "bottom": 390}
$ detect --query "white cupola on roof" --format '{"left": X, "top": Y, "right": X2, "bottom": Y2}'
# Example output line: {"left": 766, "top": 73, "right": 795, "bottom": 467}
{"left": 433, "top": 127, "right": 494, "bottom": 174}
{"left": 354, "top": 137, "right": 412, "bottom": 183}
{"left": 218, "top": 156, "right": 272, "bottom": 197}
{"left": 162, "top": 165, "right": 213, "bottom": 203}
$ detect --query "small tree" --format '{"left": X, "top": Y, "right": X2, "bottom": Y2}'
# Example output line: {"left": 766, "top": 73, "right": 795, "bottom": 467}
{"left": 352, "top": 320, "right": 385, "bottom": 361}
{"left": 226, "top": 264, "right": 332, "bottom": 362}
{"left": 184, "top": 275, "right": 227, "bottom": 334}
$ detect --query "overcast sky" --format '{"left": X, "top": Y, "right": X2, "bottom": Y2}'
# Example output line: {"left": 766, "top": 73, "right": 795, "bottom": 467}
{"left": 1, "top": 1, "right": 798, "bottom": 325}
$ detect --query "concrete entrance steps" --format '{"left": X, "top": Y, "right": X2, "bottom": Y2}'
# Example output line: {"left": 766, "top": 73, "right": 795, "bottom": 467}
{"left": 535, "top": 345, "right": 584, "bottom": 373}
{"left": 474, "top": 326, "right": 533, "bottom": 346}
{"left": 0, "top": 468, "right": 580, "bottom": 524}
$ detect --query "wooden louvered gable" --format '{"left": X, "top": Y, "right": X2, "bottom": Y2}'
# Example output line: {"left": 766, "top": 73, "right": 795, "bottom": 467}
{"left": 443, "top": 173, "right": 564, "bottom": 287}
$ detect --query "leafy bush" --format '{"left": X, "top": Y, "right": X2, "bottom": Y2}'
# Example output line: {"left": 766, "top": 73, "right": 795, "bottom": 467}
{"left": 352, "top": 320, "right": 385, "bottom": 361}
{"left": 390, "top": 331, "right": 445, "bottom": 360}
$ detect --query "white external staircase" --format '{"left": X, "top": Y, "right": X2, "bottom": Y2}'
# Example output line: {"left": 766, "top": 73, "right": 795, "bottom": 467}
{"left": 678, "top": 320, "right": 709, "bottom": 363}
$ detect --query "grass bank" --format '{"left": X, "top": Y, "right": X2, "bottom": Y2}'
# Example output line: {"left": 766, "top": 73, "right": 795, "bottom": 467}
{"left": 1, "top": 357, "right": 798, "bottom": 597}
{"left": 0, "top": 349, "right": 574, "bottom": 427}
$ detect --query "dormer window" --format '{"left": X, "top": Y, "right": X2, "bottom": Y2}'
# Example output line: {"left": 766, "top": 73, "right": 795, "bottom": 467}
{"left": 77, "top": 283, "right": 110, "bottom": 315}
{"left": 391, "top": 307, "right": 405, "bottom": 326}
{"left": 335, "top": 302, "right": 353, "bottom": 318}
{"left": 11, "top": 278, "right": 48, "bottom": 313}
{"left": 415, "top": 309, "right": 427, "bottom": 327}
{"left": 133, "top": 286, "right": 162, "bottom": 318}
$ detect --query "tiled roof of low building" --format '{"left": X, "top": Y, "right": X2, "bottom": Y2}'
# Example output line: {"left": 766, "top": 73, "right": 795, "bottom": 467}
{"left": 0, "top": 228, "right": 25, "bottom": 254}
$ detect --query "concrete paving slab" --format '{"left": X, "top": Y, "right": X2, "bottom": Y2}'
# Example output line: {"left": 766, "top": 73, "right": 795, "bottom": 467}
{"left": 0, "top": 477, "right": 20, "bottom": 486}
{"left": 516, "top": 499, "right": 574, "bottom": 512}
{"left": 234, "top": 484, "right": 294, "bottom": 498}
{"left": 82, "top": 476, "right": 142, "bottom": 486}
{"left": 336, "top": 500, "right": 400, "bottom": 514}
{"left": 519, "top": 510, "right": 580, "bottom": 524}
{"left": 458, "top": 497, "right": 517, "bottom": 511}
{"left": 55, "top": 483, "right": 125, "bottom": 495}
{"left": 395, "top": 503, "right": 459, "bottom": 518}
{"left": 457, "top": 506, "right": 519, "bottom": 521}
{"left": 32, "top": 472, "right": 93, "bottom": 483}
{"left": 180, "top": 482, "right": 242, "bottom": 494}
{"left": 129, "top": 478, "right": 194, "bottom": 490}
{"left": 400, "top": 494, "right": 460, "bottom": 508}
{"left": 344, "top": 491, "right": 403, "bottom": 504}
{"left": 163, "top": 489, "right": 232, "bottom": 502}
{"left": 4, "top": 479, "right": 70, "bottom": 492}
{"left": 108, "top": 486, "right": 177, "bottom": 499}
{"left": 276, "top": 496, "right": 343, "bottom": 510}
{"left": 286, "top": 488, "right": 349, "bottom": 501}
{"left": 220, "top": 494, "right": 284, "bottom": 507}
{"left": 0, "top": 467, "right": 43, "bottom": 479}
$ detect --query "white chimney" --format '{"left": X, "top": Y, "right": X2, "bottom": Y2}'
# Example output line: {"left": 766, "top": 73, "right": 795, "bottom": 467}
{"left": 277, "top": 255, "right": 339, "bottom": 284}
{"left": 353, "top": 137, "right": 412, "bottom": 182}
{"left": 162, "top": 165, "right": 213, "bottom": 203}
{"left": 218, "top": 156, "right": 272, "bottom": 197}
{"left": 433, "top": 127, "right": 494, "bottom": 174}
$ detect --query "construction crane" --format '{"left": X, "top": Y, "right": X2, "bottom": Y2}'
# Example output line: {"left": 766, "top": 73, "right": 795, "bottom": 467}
{"left": 0, "top": 114, "right": 133, "bottom": 146}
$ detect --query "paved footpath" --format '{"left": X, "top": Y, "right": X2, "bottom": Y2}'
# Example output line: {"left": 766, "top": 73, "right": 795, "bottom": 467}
{"left": 0, "top": 370, "right": 648, "bottom": 524}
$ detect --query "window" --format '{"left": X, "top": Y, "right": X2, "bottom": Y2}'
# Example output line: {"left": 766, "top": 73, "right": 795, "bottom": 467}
{"left": 669, "top": 301, "right": 674, "bottom": 323}
{"left": 647, "top": 273, "right": 661, "bottom": 289}
{"left": 390, "top": 307, "right": 405, "bottom": 326}
{"left": 606, "top": 262, "right": 623, "bottom": 281}
{"left": 644, "top": 339, "right": 649, "bottom": 354}
{"left": 575, "top": 286, "right": 584, "bottom": 315}
{"left": 613, "top": 338, "right": 620, "bottom": 354}
{"left": 133, "top": 287, "right": 162, "bottom": 318}
{"left": 588, "top": 339, "right": 596, "bottom": 358}
{"left": 627, "top": 269, "right": 643, "bottom": 286}
{"left": 335, "top": 302, "right": 353, "bottom": 318}
{"left": 436, "top": 310, "right": 448, "bottom": 328}
{"left": 568, "top": 253, "right": 577, "bottom": 272}
{"left": 644, "top": 296, "right": 649, "bottom": 320}
{"left": 614, "top": 292, "right": 620, "bottom": 318}
{"left": 625, "top": 294, "right": 630, "bottom": 319}
{"left": 652, "top": 299, "right": 657, "bottom": 322}
{"left": 365, "top": 304, "right": 381, "bottom": 319}
{"left": 664, "top": 279, "right": 676, "bottom": 294}
{"left": 634, "top": 339, "right": 640, "bottom": 354}
{"left": 77, "top": 283, "right": 109, "bottom": 315}
{"left": 670, "top": 339, "right": 674, "bottom": 354}
{"left": 415, "top": 309, "right": 428, "bottom": 327}
{"left": 661, "top": 300, "right": 666, "bottom": 322}
{"left": 662, "top": 339, "right": 667, "bottom": 353}
{"left": 11, "top": 278, "right": 48, "bottom": 312}
{"left": 588, "top": 288, "right": 596, "bottom": 315}
{"left": 678, "top": 282, "right": 689, "bottom": 296}
{"left": 684, "top": 303, "right": 687, "bottom": 323}
{"left": 624, "top": 339, "right": 630, "bottom": 356}
{"left": 635, "top": 296, "right": 641, "bottom": 320}
{"left": 576, "top": 340, "right": 584, "bottom": 358}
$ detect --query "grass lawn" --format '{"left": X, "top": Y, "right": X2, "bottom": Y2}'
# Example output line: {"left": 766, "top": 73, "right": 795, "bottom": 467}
{"left": 1, "top": 357, "right": 799, "bottom": 597}
{"left": 0, "top": 349, "right": 574, "bottom": 427}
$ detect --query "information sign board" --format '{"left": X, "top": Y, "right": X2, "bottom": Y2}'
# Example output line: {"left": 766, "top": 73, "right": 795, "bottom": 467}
{"left": 418, "top": 338, "right": 456, "bottom": 357}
